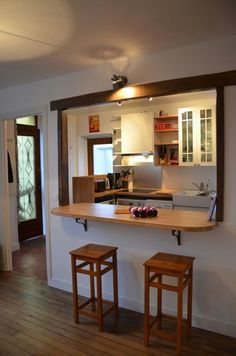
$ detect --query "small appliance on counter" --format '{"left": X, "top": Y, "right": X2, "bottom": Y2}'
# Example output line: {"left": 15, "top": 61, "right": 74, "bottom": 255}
{"left": 94, "top": 180, "right": 106, "bottom": 192}
{"left": 107, "top": 173, "right": 121, "bottom": 189}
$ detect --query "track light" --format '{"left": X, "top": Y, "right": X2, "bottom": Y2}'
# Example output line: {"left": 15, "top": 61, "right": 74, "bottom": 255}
{"left": 111, "top": 74, "right": 128, "bottom": 90}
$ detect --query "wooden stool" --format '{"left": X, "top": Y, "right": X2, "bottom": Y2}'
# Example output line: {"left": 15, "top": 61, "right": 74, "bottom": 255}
{"left": 70, "top": 243, "right": 118, "bottom": 332}
{"left": 144, "top": 252, "right": 195, "bottom": 355}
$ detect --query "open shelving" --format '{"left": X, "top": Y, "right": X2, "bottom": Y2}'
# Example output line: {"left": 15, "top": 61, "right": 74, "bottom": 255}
{"left": 154, "top": 114, "right": 179, "bottom": 166}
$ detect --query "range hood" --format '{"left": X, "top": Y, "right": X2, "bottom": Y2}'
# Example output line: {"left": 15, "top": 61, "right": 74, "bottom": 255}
{"left": 121, "top": 151, "right": 153, "bottom": 156}
{"left": 121, "top": 112, "right": 154, "bottom": 156}
{"left": 120, "top": 152, "right": 153, "bottom": 166}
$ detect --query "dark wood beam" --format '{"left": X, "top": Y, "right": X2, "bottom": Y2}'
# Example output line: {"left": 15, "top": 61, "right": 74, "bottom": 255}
{"left": 50, "top": 70, "right": 236, "bottom": 111}
{"left": 58, "top": 110, "right": 69, "bottom": 205}
{"left": 216, "top": 87, "right": 224, "bottom": 222}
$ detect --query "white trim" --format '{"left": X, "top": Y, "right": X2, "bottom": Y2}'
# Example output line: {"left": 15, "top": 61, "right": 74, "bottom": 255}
{"left": 0, "top": 120, "right": 12, "bottom": 270}
{"left": 11, "top": 243, "right": 20, "bottom": 252}
{"left": 48, "top": 277, "right": 236, "bottom": 338}
{"left": 0, "top": 105, "right": 51, "bottom": 279}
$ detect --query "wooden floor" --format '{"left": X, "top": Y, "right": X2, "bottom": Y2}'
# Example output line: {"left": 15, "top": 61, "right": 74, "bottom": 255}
{"left": 0, "top": 272, "right": 236, "bottom": 355}
{"left": 12, "top": 236, "right": 47, "bottom": 281}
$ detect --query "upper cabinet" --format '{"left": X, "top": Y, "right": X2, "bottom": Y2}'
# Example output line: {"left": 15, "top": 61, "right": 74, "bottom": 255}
{"left": 121, "top": 112, "right": 154, "bottom": 154}
{"left": 178, "top": 106, "right": 216, "bottom": 166}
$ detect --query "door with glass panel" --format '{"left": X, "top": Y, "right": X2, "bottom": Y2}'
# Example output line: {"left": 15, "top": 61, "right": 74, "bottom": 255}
{"left": 178, "top": 108, "right": 196, "bottom": 165}
{"left": 196, "top": 107, "right": 216, "bottom": 166}
{"left": 178, "top": 107, "right": 216, "bottom": 166}
{"left": 17, "top": 124, "right": 43, "bottom": 241}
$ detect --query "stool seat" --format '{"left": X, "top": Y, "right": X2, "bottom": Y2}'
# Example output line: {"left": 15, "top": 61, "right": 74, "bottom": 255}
{"left": 70, "top": 243, "right": 118, "bottom": 261}
{"left": 144, "top": 252, "right": 194, "bottom": 274}
{"left": 144, "top": 252, "right": 195, "bottom": 355}
{"left": 70, "top": 243, "right": 119, "bottom": 332}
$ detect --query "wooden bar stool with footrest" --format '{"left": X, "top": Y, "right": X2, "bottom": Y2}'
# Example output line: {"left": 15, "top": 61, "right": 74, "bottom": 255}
{"left": 144, "top": 252, "right": 195, "bottom": 355}
{"left": 70, "top": 243, "right": 118, "bottom": 332}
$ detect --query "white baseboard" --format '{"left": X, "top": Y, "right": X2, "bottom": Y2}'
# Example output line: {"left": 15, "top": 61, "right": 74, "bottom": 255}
{"left": 0, "top": 262, "right": 6, "bottom": 271}
{"left": 48, "top": 277, "right": 236, "bottom": 338}
{"left": 11, "top": 243, "right": 20, "bottom": 252}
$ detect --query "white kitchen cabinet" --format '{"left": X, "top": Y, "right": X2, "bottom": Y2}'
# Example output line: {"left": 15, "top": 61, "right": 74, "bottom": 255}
{"left": 178, "top": 106, "right": 216, "bottom": 166}
{"left": 121, "top": 112, "right": 154, "bottom": 154}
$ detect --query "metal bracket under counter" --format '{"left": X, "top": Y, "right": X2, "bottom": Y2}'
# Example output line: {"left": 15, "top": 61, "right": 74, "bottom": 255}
{"left": 75, "top": 218, "right": 88, "bottom": 231}
{"left": 172, "top": 230, "right": 181, "bottom": 245}
{"left": 75, "top": 216, "right": 182, "bottom": 245}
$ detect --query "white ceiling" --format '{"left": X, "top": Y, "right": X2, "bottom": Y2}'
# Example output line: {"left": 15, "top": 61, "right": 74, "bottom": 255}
{"left": 0, "top": 0, "right": 236, "bottom": 90}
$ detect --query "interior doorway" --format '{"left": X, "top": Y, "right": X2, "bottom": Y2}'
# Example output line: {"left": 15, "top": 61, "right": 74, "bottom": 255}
{"left": 0, "top": 107, "right": 49, "bottom": 280}
{"left": 12, "top": 116, "right": 46, "bottom": 280}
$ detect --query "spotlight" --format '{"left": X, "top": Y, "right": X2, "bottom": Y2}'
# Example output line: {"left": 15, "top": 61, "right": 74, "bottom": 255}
{"left": 111, "top": 74, "right": 128, "bottom": 90}
{"left": 148, "top": 97, "right": 153, "bottom": 101}
{"left": 117, "top": 101, "right": 122, "bottom": 106}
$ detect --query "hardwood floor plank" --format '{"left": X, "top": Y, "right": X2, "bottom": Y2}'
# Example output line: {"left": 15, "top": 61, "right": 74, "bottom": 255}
{"left": 0, "top": 336, "right": 30, "bottom": 356}
{"left": 0, "top": 329, "right": 47, "bottom": 356}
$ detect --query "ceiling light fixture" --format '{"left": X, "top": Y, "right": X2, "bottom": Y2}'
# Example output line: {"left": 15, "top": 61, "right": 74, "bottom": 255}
{"left": 148, "top": 97, "right": 153, "bottom": 101}
{"left": 111, "top": 74, "right": 128, "bottom": 90}
{"left": 117, "top": 101, "right": 122, "bottom": 106}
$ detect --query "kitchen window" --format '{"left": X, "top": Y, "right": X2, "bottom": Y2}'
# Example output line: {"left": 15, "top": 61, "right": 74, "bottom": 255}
{"left": 87, "top": 137, "right": 112, "bottom": 175}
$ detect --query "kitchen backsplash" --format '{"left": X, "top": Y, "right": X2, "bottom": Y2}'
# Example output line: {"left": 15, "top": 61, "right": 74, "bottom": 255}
{"left": 114, "top": 165, "right": 215, "bottom": 191}
{"left": 162, "top": 166, "right": 216, "bottom": 191}
{"left": 114, "top": 166, "right": 162, "bottom": 189}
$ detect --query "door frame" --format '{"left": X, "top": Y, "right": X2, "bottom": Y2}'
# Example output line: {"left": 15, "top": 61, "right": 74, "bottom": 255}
{"left": 17, "top": 123, "right": 43, "bottom": 241}
{"left": 0, "top": 106, "right": 51, "bottom": 278}
{"left": 87, "top": 137, "right": 112, "bottom": 175}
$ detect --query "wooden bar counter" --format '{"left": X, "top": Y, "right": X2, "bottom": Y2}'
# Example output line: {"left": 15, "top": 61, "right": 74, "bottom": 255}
{"left": 51, "top": 203, "right": 217, "bottom": 232}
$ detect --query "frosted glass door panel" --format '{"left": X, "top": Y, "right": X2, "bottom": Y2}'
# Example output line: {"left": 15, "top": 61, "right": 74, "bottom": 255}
{"left": 17, "top": 135, "right": 36, "bottom": 222}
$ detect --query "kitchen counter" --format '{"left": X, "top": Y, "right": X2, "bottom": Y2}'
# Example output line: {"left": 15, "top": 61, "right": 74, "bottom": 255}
{"left": 51, "top": 203, "right": 217, "bottom": 232}
{"left": 94, "top": 188, "right": 122, "bottom": 198}
{"left": 95, "top": 188, "right": 177, "bottom": 199}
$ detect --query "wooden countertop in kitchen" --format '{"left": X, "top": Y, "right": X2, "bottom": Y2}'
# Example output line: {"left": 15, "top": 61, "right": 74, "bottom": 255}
{"left": 94, "top": 189, "right": 122, "bottom": 198}
{"left": 51, "top": 203, "right": 218, "bottom": 232}
{"left": 94, "top": 188, "right": 177, "bottom": 199}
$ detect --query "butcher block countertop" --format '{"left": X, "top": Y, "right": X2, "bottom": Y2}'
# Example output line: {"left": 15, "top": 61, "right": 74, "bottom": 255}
{"left": 95, "top": 188, "right": 177, "bottom": 199}
{"left": 51, "top": 203, "right": 218, "bottom": 232}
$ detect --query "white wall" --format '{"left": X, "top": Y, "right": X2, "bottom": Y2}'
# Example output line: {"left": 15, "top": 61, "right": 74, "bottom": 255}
{"left": 0, "top": 35, "right": 236, "bottom": 337}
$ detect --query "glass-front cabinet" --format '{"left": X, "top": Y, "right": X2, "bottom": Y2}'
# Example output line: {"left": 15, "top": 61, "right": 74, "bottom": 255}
{"left": 178, "top": 106, "right": 216, "bottom": 166}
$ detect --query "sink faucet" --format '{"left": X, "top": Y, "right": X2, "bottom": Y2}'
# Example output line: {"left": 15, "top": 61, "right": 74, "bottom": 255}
{"left": 192, "top": 182, "right": 205, "bottom": 191}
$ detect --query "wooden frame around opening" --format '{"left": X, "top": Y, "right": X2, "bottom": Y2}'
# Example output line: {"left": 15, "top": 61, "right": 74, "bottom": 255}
{"left": 50, "top": 69, "right": 236, "bottom": 221}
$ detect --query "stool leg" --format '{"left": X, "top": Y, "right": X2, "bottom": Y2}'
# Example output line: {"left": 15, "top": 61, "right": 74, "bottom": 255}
{"left": 71, "top": 255, "right": 79, "bottom": 323}
{"left": 186, "top": 266, "right": 193, "bottom": 337}
{"left": 90, "top": 263, "right": 96, "bottom": 312}
{"left": 157, "top": 274, "right": 162, "bottom": 330}
{"left": 176, "top": 276, "right": 183, "bottom": 356}
{"left": 96, "top": 261, "right": 103, "bottom": 332}
{"left": 112, "top": 251, "right": 119, "bottom": 318}
{"left": 144, "top": 266, "right": 150, "bottom": 346}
